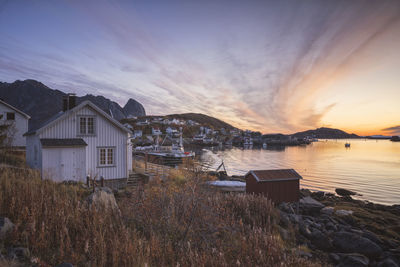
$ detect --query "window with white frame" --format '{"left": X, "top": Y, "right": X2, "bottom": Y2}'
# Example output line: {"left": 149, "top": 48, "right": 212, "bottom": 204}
{"left": 78, "top": 116, "right": 95, "bottom": 135}
{"left": 98, "top": 147, "right": 115, "bottom": 166}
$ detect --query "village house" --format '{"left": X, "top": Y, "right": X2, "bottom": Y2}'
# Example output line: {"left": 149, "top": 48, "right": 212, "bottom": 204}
{"left": 136, "top": 119, "right": 149, "bottom": 126}
{"left": 133, "top": 129, "right": 143, "bottom": 138}
{"left": 24, "top": 95, "right": 132, "bottom": 182}
{"left": 152, "top": 127, "right": 162, "bottom": 135}
{"left": 0, "top": 99, "right": 30, "bottom": 148}
{"left": 165, "top": 126, "right": 179, "bottom": 135}
{"left": 245, "top": 169, "right": 302, "bottom": 203}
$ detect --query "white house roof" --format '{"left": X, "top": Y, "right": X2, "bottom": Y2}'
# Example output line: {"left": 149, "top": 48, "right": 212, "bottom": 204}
{"left": 24, "top": 100, "right": 130, "bottom": 136}
{"left": 0, "top": 99, "right": 31, "bottom": 119}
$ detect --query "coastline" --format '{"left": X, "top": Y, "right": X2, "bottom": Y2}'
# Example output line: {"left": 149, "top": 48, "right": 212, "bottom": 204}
{"left": 277, "top": 189, "right": 400, "bottom": 265}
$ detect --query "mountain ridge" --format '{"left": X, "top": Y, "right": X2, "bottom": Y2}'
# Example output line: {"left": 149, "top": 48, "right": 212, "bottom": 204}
{"left": 292, "top": 127, "right": 359, "bottom": 139}
{"left": 0, "top": 79, "right": 146, "bottom": 130}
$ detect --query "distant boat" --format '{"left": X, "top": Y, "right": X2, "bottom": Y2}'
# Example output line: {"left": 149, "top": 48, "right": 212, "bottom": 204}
{"left": 345, "top": 143, "right": 351, "bottom": 148}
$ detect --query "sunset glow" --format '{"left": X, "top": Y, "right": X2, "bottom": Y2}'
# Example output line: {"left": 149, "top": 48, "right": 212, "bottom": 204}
{"left": 1, "top": 0, "right": 399, "bottom": 135}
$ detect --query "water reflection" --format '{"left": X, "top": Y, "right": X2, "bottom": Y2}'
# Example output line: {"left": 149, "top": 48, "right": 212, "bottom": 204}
{"left": 198, "top": 139, "right": 400, "bottom": 205}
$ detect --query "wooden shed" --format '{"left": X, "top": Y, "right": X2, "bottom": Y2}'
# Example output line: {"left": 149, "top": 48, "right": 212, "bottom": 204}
{"left": 245, "top": 169, "right": 302, "bottom": 203}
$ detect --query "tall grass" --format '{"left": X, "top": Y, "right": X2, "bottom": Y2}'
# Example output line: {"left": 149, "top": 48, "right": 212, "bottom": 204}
{"left": 0, "top": 167, "right": 318, "bottom": 266}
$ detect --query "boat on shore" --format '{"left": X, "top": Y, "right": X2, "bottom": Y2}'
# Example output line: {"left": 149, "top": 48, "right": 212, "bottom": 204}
{"left": 134, "top": 128, "right": 195, "bottom": 166}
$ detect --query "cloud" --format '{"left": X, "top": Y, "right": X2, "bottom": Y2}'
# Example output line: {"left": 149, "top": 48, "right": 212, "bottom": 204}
{"left": 1, "top": 0, "right": 400, "bottom": 134}
{"left": 382, "top": 125, "right": 400, "bottom": 135}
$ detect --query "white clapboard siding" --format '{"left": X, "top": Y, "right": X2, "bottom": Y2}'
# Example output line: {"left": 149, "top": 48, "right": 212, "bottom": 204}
{"left": 42, "top": 147, "right": 86, "bottom": 182}
{"left": 26, "top": 135, "right": 42, "bottom": 170}
{"left": 0, "top": 102, "right": 29, "bottom": 147}
{"left": 39, "top": 105, "right": 130, "bottom": 180}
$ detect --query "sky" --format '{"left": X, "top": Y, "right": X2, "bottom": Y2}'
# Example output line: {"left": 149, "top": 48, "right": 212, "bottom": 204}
{"left": 0, "top": 0, "right": 400, "bottom": 135}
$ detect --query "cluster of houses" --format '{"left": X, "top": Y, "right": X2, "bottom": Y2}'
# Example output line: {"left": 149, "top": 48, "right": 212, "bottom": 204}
{"left": 1, "top": 95, "right": 132, "bottom": 182}
{"left": 135, "top": 117, "right": 199, "bottom": 127}
{"left": 1, "top": 97, "right": 303, "bottom": 204}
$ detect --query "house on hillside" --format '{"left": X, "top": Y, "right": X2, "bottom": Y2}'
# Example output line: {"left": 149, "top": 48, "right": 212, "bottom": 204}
{"left": 152, "top": 127, "right": 162, "bottom": 135}
{"left": 245, "top": 169, "right": 302, "bottom": 203}
{"left": 133, "top": 129, "right": 143, "bottom": 138}
{"left": 0, "top": 99, "right": 30, "bottom": 148}
{"left": 24, "top": 95, "right": 132, "bottom": 182}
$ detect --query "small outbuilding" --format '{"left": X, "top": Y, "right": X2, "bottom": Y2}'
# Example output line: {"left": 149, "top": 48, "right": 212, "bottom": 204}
{"left": 245, "top": 169, "right": 302, "bottom": 203}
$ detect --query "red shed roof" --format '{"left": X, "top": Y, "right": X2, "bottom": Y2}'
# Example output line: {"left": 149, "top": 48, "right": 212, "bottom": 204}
{"left": 246, "top": 169, "right": 302, "bottom": 182}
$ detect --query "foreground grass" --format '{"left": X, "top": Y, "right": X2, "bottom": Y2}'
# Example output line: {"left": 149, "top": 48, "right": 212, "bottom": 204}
{"left": 0, "top": 167, "right": 318, "bottom": 266}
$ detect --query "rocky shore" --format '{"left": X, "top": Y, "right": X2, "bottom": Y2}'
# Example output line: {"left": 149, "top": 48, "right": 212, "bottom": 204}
{"left": 278, "top": 189, "right": 400, "bottom": 266}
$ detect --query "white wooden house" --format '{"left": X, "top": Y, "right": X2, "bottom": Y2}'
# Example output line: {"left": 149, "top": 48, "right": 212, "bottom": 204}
{"left": 25, "top": 97, "right": 132, "bottom": 182}
{"left": 0, "top": 99, "right": 30, "bottom": 147}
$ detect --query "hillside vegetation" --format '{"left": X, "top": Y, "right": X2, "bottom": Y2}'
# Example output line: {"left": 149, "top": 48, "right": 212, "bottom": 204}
{"left": 0, "top": 167, "right": 319, "bottom": 266}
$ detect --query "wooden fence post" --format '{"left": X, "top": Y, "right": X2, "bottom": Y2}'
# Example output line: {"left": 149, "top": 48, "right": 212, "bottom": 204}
{"left": 86, "top": 175, "right": 90, "bottom": 187}
{"left": 145, "top": 152, "right": 148, "bottom": 172}
{"left": 100, "top": 176, "right": 104, "bottom": 187}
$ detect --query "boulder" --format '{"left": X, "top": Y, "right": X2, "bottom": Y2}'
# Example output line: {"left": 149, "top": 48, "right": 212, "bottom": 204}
{"left": 321, "top": 207, "right": 334, "bottom": 215}
{"left": 300, "top": 196, "right": 325, "bottom": 214}
{"left": 0, "top": 217, "right": 14, "bottom": 240}
{"left": 310, "top": 229, "right": 332, "bottom": 251}
{"left": 336, "top": 253, "right": 369, "bottom": 267}
{"left": 336, "top": 188, "right": 357, "bottom": 197}
{"left": 377, "top": 258, "right": 399, "bottom": 267}
{"left": 333, "top": 231, "right": 382, "bottom": 258}
{"left": 335, "top": 210, "right": 354, "bottom": 216}
{"left": 86, "top": 187, "right": 120, "bottom": 213}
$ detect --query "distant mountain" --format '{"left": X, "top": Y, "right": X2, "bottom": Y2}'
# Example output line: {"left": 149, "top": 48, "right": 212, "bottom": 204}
{"left": 292, "top": 127, "right": 359, "bottom": 139}
{"left": 166, "top": 113, "right": 236, "bottom": 130}
{"left": 132, "top": 113, "right": 236, "bottom": 130}
{"left": 0, "top": 79, "right": 145, "bottom": 130}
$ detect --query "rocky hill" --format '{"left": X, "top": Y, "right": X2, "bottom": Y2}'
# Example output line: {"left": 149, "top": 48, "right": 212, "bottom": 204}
{"left": 167, "top": 113, "right": 236, "bottom": 130}
{"left": 0, "top": 79, "right": 145, "bottom": 130}
{"left": 292, "top": 127, "right": 359, "bottom": 139}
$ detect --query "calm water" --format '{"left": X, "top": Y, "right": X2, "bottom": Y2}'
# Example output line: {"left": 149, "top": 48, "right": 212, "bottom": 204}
{"left": 199, "top": 139, "right": 400, "bottom": 205}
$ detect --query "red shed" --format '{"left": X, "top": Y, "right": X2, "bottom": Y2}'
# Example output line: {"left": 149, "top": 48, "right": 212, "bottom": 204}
{"left": 245, "top": 169, "right": 302, "bottom": 203}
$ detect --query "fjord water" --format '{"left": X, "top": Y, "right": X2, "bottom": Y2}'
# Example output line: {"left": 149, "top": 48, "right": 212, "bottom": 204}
{"left": 200, "top": 139, "right": 400, "bottom": 205}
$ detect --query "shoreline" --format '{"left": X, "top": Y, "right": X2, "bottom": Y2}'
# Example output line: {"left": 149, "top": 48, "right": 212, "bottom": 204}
{"left": 277, "top": 189, "right": 400, "bottom": 265}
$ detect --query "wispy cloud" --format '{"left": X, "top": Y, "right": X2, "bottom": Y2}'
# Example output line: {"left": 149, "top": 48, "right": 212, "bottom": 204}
{"left": 382, "top": 125, "right": 400, "bottom": 135}
{"left": 0, "top": 0, "right": 399, "bottom": 134}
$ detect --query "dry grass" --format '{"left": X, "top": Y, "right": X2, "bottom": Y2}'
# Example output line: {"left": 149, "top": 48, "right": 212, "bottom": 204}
{"left": 0, "top": 167, "right": 319, "bottom": 266}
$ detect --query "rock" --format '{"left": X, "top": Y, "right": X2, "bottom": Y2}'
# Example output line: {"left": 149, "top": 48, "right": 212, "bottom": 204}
{"left": 310, "top": 229, "right": 332, "bottom": 251}
{"left": 330, "top": 253, "right": 341, "bottom": 263}
{"left": 278, "top": 202, "right": 294, "bottom": 214}
{"left": 55, "top": 263, "right": 75, "bottom": 267}
{"left": 86, "top": 187, "right": 120, "bottom": 213}
{"left": 300, "top": 189, "right": 311, "bottom": 198}
{"left": 279, "top": 227, "right": 290, "bottom": 242}
{"left": 335, "top": 210, "right": 353, "bottom": 216}
{"left": 295, "top": 248, "right": 312, "bottom": 258}
{"left": 7, "top": 247, "right": 30, "bottom": 261}
{"left": 362, "top": 231, "right": 382, "bottom": 246}
{"left": 326, "top": 222, "right": 338, "bottom": 232}
{"left": 300, "top": 196, "right": 325, "bottom": 214}
{"left": 336, "top": 188, "right": 357, "bottom": 197}
{"left": 336, "top": 253, "right": 369, "bottom": 267}
{"left": 333, "top": 231, "right": 382, "bottom": 258}
{"left": 377, "top": 258, "right": 399, "bottom": 267}
{"left": 279, "top": 212, "right": 290, "bottom": 227}
{"left": 321, "top": 207, "right": 335, "bottom": 215}
{"left": 0, "top": 217, "right": 14, "bottom": 240}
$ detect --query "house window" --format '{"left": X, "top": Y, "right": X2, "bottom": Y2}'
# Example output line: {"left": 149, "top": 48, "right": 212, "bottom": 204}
{"left": 6, "top": 112, "right": 15, "bottom": 120}
{"left": 78, "top": 116, "right": 95, "bottom": 135}
{"left": 98, "top": 147, "right": 115, "bottom": 167}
